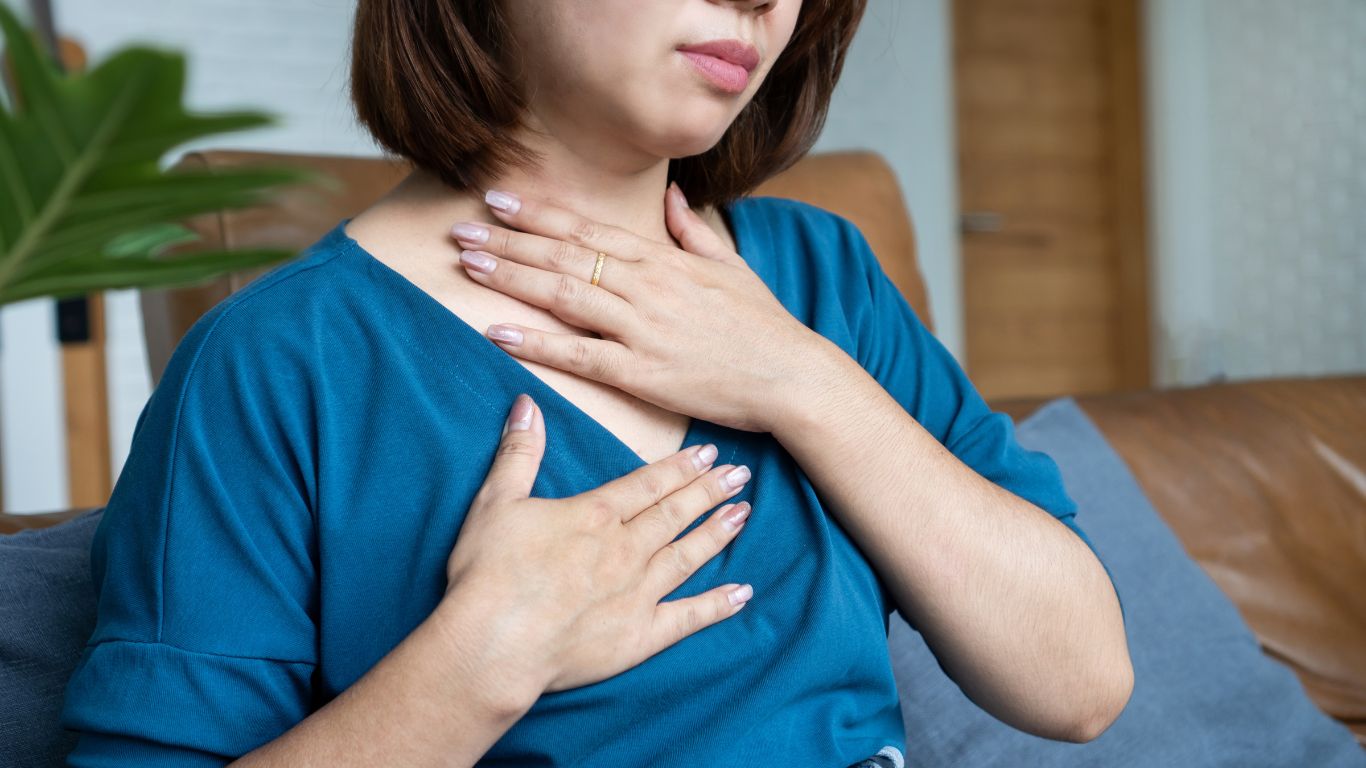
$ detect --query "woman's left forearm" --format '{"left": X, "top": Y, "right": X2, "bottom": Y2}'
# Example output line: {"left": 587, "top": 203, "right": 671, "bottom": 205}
{"left": 769, "top": 337, "right": 1132, "bottom": 743}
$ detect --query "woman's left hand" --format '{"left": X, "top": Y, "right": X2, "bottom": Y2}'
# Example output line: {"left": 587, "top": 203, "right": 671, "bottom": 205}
{"left": 450, "top": 183, "right": 831, "bottom": 433}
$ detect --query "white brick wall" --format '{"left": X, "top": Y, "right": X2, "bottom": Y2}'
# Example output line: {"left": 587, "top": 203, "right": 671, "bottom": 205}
{"left": 1147, "top": 0, "right": 1366, "bottom": 386}
{"left": 1205, "top": 0, "right": 1366, "bottom": 380}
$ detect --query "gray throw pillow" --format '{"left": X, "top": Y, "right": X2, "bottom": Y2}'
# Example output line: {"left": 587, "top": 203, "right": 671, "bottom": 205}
{"left": 1, "top": 508, "right": 102, "bottom": 768}
{"left": 888, "top": 397, "right": 1366, "bottom": 767}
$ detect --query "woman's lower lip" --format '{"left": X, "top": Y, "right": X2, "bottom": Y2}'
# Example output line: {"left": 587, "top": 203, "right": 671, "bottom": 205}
{"left": 679, "top": 51, "right": 750, "bottom": 94}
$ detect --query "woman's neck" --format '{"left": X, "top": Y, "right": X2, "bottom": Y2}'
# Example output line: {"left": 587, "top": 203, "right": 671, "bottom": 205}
{"left": 358, "top": 172, "right": 737, "bottom": 270}
{"left": 382, "top": 156, "right": 678, "bottom": 254}
{"left": 350, "top": 124, "right": 739, "bottom": 273}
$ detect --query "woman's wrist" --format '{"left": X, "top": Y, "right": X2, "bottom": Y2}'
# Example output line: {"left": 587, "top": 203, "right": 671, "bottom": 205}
{"left": 767, "top": 333, "right": 865, "bottom": 441}
{"left": 431, "top": 587, "right": 550, "bottom": 718}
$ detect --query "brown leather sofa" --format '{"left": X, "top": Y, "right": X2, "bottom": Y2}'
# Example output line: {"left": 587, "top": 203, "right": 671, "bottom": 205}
{"left": 3, "top": 149, "right": 1362, "bottom": 747}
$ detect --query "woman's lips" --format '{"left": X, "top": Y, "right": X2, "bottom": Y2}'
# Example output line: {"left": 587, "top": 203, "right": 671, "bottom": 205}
{"left": 679, "top": 51, "right": 751, "bottom": 94}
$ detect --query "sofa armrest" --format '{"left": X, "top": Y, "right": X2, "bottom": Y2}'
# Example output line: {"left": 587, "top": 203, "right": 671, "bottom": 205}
{"left": 993, "top": 375, "right": 1366, "bottom": 745}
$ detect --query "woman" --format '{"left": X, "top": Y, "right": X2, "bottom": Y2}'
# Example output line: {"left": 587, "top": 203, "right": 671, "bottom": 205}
{"left": 60, "top": 0, "right": 1132, "bottom": 765}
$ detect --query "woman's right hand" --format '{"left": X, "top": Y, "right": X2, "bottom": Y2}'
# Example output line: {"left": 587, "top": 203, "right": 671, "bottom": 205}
{"left": 443, "top": 392, "right": 754, "bottom": 699}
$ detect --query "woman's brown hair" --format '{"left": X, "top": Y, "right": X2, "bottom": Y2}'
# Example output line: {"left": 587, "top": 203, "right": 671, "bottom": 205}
{"left": 349, "top": 1, "right": 868, "bottom": 210}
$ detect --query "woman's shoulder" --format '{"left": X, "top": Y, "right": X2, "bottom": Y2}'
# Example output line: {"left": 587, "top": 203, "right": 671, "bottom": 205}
{"left": 155, "top": 221, "right": 361, "bottom": 402}
{"left": 737, "top": 195, "right": 867, "bottom": 238}
{"left": 187, "top": 220, "right": 355, "bottom": 329}
{"left": 174, "top": 223, "right": 359, "bottom": 347}
{"left": 734, "top": 195, "right": 886, "bottom": 306}
{"left": 736, "top": 195, "right": 881, "bottom": 273}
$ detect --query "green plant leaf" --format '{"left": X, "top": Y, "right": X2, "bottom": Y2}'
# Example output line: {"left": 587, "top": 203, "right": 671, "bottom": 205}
{"left": 101, "top": 222, "right": 200, "bottom": 258}
{"left": 0, "top": 247, "right": 300, "bottom": 304}
{"left": 0, "top": 4, "right": 332, "bottom": 306}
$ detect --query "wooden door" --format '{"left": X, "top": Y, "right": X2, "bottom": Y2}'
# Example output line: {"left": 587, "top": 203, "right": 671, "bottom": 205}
{"left": 954, "top": 0, "right": 1151, "bottom": 400}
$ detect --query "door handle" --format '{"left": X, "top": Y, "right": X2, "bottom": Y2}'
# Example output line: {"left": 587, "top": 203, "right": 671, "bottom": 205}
{"left": 960, "top": 211, "right": 1005, "bottom": 234}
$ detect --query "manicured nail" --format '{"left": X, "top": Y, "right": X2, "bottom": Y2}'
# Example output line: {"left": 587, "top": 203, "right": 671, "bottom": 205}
{"left": 723, "top": 464, "right": 750, "bottom": 490}
{"left": 452, "top": 222, "right": 489, "bottom": 244}
{"left": 460, "top": 249, "right": 497, "bottom": 273}
{"left": 485, "top": 189, "right": 521, "bottom": 213}
{"left": 692, "top": 443, "right": 718, "bottom": 470}
{"left": 486, "top": 324, "right": 523, "bottom": 345}
{"left": 721, "top": 501, "right": 751, "bottom": 532}
{"left": 728, "top": 583, "right": 754, "bottom": 606}
{"left": 505, "top": 394, "right": 533, "bottom": 432}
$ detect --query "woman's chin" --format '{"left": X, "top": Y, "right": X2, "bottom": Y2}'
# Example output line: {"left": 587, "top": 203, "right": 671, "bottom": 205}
{"left": 649, "top": 124, "right": 737, "bottom": 158}
{"left": 669, "top": 139, "right": 726, "bottom": 158}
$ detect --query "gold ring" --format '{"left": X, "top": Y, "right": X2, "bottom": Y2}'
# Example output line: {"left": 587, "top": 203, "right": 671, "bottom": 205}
{"left": 591, "top": 251, "right": 606, "bottom": 287}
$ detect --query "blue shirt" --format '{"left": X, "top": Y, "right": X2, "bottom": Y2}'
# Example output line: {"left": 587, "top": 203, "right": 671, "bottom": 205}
{"left": 60, "top": 196, "right": 1116, "bottom": 766}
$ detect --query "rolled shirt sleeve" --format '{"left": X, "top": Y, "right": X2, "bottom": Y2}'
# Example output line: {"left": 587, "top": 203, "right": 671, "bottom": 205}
{"left": 61, "top": 296, "right": 320, "bottom": 765}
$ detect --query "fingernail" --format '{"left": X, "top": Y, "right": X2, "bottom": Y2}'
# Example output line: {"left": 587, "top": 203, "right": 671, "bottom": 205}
{"left": 692, "top": 443, "right": 718, "bottom": 470}
{"left": 671, "top": 181, "right": 689, "bottom": 206}
{"left": 721, "top": 501, "right": 751, "bottom": 532}
{"left": 728, "top": 583, "right": 754, "bottom": 606}
{"left": 452, "top": 222, "right": 490, "bottom": 244}
{"left": 506, "top": 394, "right": 533, "bottom": 432}
{"left": 486, "top": 324, "right": 523, "bottom": 345}
{"left": 460, "top": 249, "right": 497, "bottom": 273}
{"left": 723, "top": 464, "right": 750, "bottom": 490}
{"left": 485, "top": 189, "right": 521, "bottom": 213}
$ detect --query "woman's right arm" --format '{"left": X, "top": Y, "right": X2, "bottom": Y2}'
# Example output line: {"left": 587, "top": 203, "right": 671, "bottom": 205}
{"left": 231, "top": 591, "right": 537, "bottom": 767}
{"left": 235, "top": 392, "right": 755, "bottom": 766}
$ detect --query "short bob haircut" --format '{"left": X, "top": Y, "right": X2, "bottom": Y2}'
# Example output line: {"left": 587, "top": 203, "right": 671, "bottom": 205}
{"left": 349, "top": 0, "right": 869, "bottom": 210}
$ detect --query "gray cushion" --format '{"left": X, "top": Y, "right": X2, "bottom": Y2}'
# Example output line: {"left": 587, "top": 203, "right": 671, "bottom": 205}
{"left": 888, "top": 397, "right": 1366, "bottom": 766}
{"left": 1, "top": 508, "right": 102, "bottom": 768}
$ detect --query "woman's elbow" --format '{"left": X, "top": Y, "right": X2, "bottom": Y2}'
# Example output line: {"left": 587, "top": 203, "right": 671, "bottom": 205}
{"left": 1066, "top": 653, "right": 1135, "bottom": 743}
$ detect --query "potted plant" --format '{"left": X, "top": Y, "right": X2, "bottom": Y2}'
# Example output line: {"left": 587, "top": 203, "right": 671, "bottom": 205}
{"left": 0, "top": 2, "right": 327, "bottom": 305}
{"left": 0, "top": 3, "right": 330, "bottom": 504}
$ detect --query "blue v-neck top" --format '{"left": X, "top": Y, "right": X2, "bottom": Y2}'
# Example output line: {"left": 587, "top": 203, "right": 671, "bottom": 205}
{"left": 60, "top": 196, "right": 1117, "bottom": 767}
